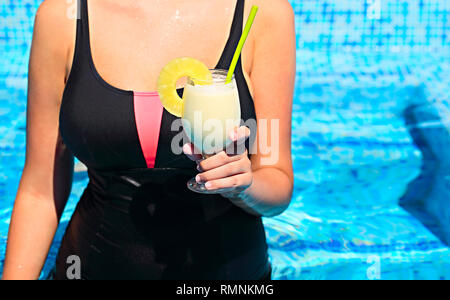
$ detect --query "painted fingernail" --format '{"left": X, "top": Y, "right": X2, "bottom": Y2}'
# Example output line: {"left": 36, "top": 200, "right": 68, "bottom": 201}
{"left": 205, "top": 182, "right": 212, "bottom": 189}
{"left": 195, "top": 175, "right": 201, "bottom": 183}
{"left": 197, "top": 165, "right": 202, "bottom": 172}
{"left": 183, "top": 144, "right": 192, "bottom": 154}
{"left": 230, "top": 131, "right": 236, "bottom": 141}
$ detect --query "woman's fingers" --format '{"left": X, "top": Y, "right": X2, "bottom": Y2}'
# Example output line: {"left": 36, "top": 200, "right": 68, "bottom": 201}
{"left": 198, "top": 126, "right": 251, "bottom": 171}
{"left": 184, "top": 126, "right": 253, "bottom": 193}
{"left": 203, "top": 173, "right": 253, "bottom": 191}
{"left": 196, "top": 157, "right": 251, "bottom": 183}
{"left": 230, "top": 126, "right": 251, "bottom": 144}
{"left": 198, "top": 150, "right": 247, "bottom": 172}
{"left": 225, "top": 126, "right": 251, "bottom": 156}
{"left": 184, "top": 126, "right": 251, "bottom": 172}
{"left": 182, "top": 143, "right": 203, "bottom": 162}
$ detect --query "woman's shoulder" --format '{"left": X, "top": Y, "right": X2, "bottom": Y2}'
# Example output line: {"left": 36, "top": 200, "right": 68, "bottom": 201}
{"left": 36, "top": 0, "right": 76, "bottom": 24}
{"left": 250, "top": 0, "right": 295, "bottom": 42}
{"left": 248, "top": 0, "right": 295, "bottom": 49}
{"left": 33, "top": 1, "right": 76, "bottom": 75}
{"left": 34, "top": 0, "right": 74, "bottom": 50}
{"left": 252, "top": 0, "right": 295, "bottom": 22}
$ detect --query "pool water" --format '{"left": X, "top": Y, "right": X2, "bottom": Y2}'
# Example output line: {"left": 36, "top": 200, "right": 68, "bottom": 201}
{"left": 1, "top": 1, "right": 449, "bottom": 280}
{"left": 265, "top": 52, "right": 450, "bottom": 279}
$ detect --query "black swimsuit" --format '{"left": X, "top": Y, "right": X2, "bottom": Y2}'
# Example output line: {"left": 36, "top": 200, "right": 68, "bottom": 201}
{"left": 55, "top": 0, "right": 270, "bottom": 280}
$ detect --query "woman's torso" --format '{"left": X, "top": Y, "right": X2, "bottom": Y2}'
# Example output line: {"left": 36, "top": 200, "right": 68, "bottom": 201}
{"left": 55, "top": 0, "right": 270, "bottom": 280}
{"left": 64, "top": 0, "right": 255, "bottom": 93}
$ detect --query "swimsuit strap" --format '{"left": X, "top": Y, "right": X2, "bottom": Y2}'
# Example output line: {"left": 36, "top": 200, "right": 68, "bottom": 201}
{"left": 216, "top": 0, "right": 246, "bottom": 70}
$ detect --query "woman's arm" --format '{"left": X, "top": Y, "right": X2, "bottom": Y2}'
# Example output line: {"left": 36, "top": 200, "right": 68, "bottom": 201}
{"left": 2, "top": 0, "right": 75, "bottom": 280}
{"left": 184, "top": 0, "right": 296, "bottom": 217}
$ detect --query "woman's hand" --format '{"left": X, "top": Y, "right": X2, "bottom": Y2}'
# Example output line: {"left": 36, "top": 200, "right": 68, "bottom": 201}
{"left": 183, "top": 126, "right": 253, "bottom": 196}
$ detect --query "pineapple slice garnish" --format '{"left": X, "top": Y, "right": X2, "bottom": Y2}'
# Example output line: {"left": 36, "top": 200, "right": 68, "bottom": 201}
{"left": 157, "top": 57, "right": 213, "bottom": 117}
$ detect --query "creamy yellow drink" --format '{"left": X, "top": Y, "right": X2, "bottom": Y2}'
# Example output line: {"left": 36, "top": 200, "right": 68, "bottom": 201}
{"left": 182, "top": 70, "right": 241, "bottom": 155}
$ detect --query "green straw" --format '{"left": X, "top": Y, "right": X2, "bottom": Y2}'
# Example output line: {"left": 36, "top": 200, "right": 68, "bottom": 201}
{"left": 225, "top": 5, "right": 259, "bottom": 84}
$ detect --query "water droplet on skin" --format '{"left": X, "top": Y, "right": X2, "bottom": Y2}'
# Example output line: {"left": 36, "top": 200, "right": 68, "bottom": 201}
{"left": 173, "top": 9, "right": 181, "bottom": 21}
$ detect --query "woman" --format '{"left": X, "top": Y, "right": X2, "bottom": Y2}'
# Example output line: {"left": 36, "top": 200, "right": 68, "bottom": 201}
{"left": 2, "top": 0, "right": 295, "bottom": 280}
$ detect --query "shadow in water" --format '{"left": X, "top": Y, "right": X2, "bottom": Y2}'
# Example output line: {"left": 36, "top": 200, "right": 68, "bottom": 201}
{"left": 400, "top": 88, "right": 450, "bottom": 245}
